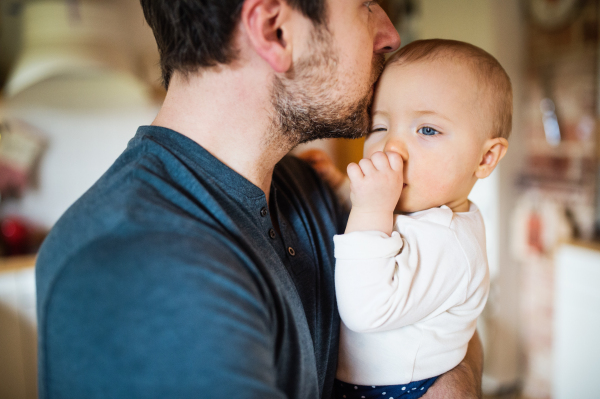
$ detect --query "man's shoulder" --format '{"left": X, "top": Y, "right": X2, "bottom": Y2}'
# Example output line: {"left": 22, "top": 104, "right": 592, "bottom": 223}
{"left": 45, "top": 127, "right": 237, "bottom": 248}
{"left": 36, "top": 221, "right": 257, "bottom": 306}
{"left": 36, "top": 136, "right": 253, "bottom": 307}
{"left": 40, "top": 228, "right": 255, "bottom": 284}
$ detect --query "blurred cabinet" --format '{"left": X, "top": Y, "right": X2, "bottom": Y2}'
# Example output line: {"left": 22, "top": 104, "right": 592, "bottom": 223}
{"left": 553, "top": 243, "right": 600, "bottom": 399}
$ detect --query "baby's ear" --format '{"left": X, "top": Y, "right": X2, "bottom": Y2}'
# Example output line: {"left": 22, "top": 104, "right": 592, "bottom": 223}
{"left": 475, "top": 137, "right": 509, "bottom": 179}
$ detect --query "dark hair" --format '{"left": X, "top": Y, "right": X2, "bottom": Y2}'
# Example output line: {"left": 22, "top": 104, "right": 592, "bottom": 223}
{"left": 140, "top": 0, "right": 327, "bottom": 88}
{"left": 388, "top": 39, "right": 513, "bottom": 139}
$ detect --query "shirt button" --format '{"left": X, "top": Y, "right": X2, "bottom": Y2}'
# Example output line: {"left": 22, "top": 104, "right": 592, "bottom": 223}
{"left": 288, "top": 247, "right": 296, "bottom": 257}
{"left": 269, "top": 229, "right": 276, "bottom": 239}
{"left": 260, "top": 207, "right": 268, "bottom": 217}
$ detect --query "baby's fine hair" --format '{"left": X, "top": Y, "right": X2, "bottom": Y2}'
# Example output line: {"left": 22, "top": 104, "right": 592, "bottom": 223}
{"left": 387, "top": 39, "right": 513, "bottom": 140}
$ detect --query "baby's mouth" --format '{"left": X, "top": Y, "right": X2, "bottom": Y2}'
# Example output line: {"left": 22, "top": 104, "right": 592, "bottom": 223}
{"left": 403, "top": 183, "right": 407, "bottom": 187}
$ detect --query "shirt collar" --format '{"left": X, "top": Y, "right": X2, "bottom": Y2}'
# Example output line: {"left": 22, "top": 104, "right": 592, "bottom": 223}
{"left": 133, "top": 125, "right": 267, "bottom": 200}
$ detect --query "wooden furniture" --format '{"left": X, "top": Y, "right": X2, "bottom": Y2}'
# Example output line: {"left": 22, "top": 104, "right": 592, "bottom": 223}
{"left": 0, "top": 255, "right": 37, "bottom": 273}
{"left": 0, "top": 255, "right": 37, "bottom": 399}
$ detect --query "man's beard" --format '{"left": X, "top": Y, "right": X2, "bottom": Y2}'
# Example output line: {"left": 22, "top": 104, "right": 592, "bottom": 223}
{"left": 271, "top": 27, "right": 385, "bottom": 147}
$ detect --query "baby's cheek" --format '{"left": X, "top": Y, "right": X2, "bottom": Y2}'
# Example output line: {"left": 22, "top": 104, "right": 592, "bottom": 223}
{"left": 363, "top": 139, "right": 385, "bottom": 158}
{"left": 423, "top": 165, "right": 456, "bottom": 200}
{"left": 433, "top": 180, "right": 455, "bottom": 199}
{"left": 436, "top": 153, "right": 464, "bottom": 178}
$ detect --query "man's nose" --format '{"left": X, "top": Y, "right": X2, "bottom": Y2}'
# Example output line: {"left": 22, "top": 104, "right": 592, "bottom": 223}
{"left": 373, "top": 7, "right": 401, "bottom": 54}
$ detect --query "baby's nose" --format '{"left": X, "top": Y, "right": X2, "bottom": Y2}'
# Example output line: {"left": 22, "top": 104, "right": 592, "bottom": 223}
{"left": 383, "top": 140, "right": 408, "bottom": 161}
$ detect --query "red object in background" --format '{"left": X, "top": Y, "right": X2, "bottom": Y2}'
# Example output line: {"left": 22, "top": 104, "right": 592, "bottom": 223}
{"left": 1, "top": 217, "right": 30, "bottom": 256}
{"left": 527, "top": 211, "right": 544, "bottom": 254}
{"left": 0, "top": 162, "right": 28, "bottom": 198}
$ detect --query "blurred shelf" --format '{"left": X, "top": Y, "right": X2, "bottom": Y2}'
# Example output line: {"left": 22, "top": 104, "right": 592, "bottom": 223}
{"left": 0, "top": 255, "right": 36, "bottom": 273}
{"left": 568, "top": 239, "right": 600, "bottom": 253}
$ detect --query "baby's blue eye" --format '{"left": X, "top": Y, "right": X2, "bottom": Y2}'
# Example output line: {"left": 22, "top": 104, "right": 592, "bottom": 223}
{"left": 418, "top": 127, "right": 440, "bottom": 136}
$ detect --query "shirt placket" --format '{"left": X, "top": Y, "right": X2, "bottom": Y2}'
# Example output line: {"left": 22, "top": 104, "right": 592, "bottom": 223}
{"left": 249, "top": 195, "right": 286, "bottom": 261}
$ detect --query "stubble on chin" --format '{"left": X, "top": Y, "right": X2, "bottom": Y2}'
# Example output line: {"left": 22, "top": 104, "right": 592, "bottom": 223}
{"left": 270, "top": 27, "right": 386, "bottom": 148}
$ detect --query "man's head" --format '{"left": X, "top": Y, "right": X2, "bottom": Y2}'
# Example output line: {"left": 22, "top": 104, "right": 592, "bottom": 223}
{"left": 140, "top": 0, "right": 400, "bottom": 145}
{"left": 364, "top": 39, "right": 512, "bottom": 213}
{"left": 139, "top": 0, "right": 326, "bottom": 88}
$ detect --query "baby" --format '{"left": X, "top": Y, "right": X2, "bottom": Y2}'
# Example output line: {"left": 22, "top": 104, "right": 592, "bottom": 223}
{"left": 303, "top": 39, "right": 512, "bottom": 399}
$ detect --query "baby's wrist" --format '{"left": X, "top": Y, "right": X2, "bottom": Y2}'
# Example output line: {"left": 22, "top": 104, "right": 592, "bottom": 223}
{"left": 345, "top": 207, "right": 395, "bottom": 236}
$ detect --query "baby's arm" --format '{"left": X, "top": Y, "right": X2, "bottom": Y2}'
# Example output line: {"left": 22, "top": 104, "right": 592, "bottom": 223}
{"left": 344, "top": 151, "right": 404, "bottom": 236}
{"left": 335, "top": 222, "right": 472, "bottom": 332}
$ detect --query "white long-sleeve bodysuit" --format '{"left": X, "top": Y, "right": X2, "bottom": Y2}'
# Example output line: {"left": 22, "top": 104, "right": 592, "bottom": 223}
{"left": 334, "top": 203, "right": 489, "bottom": 386}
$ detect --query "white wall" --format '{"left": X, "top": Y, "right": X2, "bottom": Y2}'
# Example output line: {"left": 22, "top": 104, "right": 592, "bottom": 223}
{"left": 1, "top": 72, "right": 159, "bottom": 228}
{"left": 0, "top": 0, "right": 161, "bottom": 228}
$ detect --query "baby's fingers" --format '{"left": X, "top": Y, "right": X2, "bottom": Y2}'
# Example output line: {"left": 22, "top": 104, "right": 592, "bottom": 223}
{"left": 370, "top": 151, "right": 391, "bottom": 171}
{"left": 358, "top": 158, "right": 376, "bottom": 176}
{"left": 386, "top": 151, "right": 404, "bottom": 172}
{"left": 347, "top": 162, "right": 364, "bottom": 182}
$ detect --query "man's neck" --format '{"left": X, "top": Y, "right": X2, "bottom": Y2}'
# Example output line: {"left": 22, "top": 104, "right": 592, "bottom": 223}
{"left": 152, "top": 68, "right": 293, "bottom": 201}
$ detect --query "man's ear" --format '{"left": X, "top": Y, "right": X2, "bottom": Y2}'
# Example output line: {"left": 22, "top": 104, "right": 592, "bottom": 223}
{"left": 241, "top": 0, "right": 293, "bottom": 73}
{"left": 475, "top": 137, "right": 509, "bottom": 179}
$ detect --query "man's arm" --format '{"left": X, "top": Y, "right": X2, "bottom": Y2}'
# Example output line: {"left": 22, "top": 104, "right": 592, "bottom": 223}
{"left": 423, "top": 330, "right": 484, "bottom": 399}
{"left": 38, "top": 233, "right": 287, "bottom": 398}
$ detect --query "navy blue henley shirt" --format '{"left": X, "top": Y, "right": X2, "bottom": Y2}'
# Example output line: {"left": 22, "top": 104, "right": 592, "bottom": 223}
{"left": 36, "top": 126, "right": 346, "bottom": 398}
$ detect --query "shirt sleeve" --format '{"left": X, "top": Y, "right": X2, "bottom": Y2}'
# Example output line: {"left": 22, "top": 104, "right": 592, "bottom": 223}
{"left": 39, "top": 232, "right": 287, "bottom": 399}
{"left": 334, "top": 220, "right": 470, "bottom": 333}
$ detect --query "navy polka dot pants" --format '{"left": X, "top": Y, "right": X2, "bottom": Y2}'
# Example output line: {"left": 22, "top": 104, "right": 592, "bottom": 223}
{"left": 333, "top": 376, "right": 439, "bottom": 399}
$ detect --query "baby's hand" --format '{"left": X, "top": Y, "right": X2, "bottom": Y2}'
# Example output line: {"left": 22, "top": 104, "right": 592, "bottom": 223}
{"left": 297, "top": 149, "right": 345, "bottom": 190}
{"left": 345, "top": 152, "right": 404, "bottom": 235}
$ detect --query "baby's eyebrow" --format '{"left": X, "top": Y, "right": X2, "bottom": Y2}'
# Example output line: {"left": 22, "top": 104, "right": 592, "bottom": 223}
{"left": 371, "top": 110, "right": 389, "bottom": 118}
{"left": 413, "top": 110, "right": 452, "bottom": 122}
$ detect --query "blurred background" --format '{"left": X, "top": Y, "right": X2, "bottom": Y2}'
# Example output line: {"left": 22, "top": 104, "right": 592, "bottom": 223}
{"left": 0, "top": 0, "right": 599, "bottom": 398}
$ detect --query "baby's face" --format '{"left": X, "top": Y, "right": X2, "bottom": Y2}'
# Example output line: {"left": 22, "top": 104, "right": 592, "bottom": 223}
{"left": 365, "top": 59, "right": 489, "bottom": 213}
